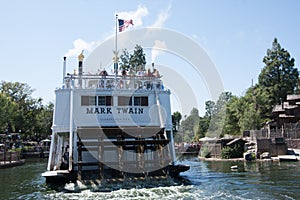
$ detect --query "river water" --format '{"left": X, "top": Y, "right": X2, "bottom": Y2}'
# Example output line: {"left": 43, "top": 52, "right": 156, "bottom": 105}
{"left": 0, "top": 157, "right": 300, "bottom": 200}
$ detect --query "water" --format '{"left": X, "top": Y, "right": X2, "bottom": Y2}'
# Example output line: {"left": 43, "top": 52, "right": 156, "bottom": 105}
{"left": 1, "top": 157, "right": 300, "bottom": 199}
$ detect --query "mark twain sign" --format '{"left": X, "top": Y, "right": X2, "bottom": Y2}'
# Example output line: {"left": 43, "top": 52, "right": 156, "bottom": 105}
{"left": 86, "top": 107, "right": 144, "bottom": 115}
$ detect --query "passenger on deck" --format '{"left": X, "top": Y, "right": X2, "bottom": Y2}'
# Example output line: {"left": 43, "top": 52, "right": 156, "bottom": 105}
{"left": 128, "top": 68, "right": 135, "bottom": 77}
{"left": 100, "top": 69, "right": 108, "bottom": 78}
{"left": 146, "top": 68, "right": 153, "bottom": 77}
{"left": 122, "top": 69, "right": 127, "bottom": 77}
{"left": 98, "top": 79, "right": 104, "bottom": 88}
{"left": 153, "top": 69, "right": 160, "bottom": 77}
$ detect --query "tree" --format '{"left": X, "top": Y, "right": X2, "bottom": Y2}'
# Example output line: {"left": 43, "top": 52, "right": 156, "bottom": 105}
{"left": 181, "top": 108, "right": 200, "bottom": 142}
{"left": 119, "top": 48, "right": 131, "bottom": 71}
{"left": 205, "top": 92, "right": 233, "bottom": 138}
{"left": 0, "top": 81, "right": 53, "bottom": 140}
{"left": 172, "top": 111, "right": 182, "bottom": 132}
{"left": 258, "top": 38, "right": 299, "bottom": 109}
{"left": 0, "top": 93, "right": 18, "bottom": 133}
{"left": 129, "top": 44, "right": 146, "bottom": 71}
{"left": 223, "top": 96, "right": 242, "bottom": 136}
{"left": 119, "top": 44, "right": 147, "bottom": 72}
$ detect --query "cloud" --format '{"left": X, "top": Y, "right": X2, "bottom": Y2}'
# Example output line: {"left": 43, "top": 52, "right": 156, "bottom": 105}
{"left": 64, "top": 6, "right": 149, "bottom": 58}
{"left": 64, "top": 39, "right": 98, "bottom": 57}
{"left": 150, "top": 1, "right": 172, "bottom": 28}
{"left": 118, "top": 5, "right": 149, "bottom": 27}
{"left": 151, "top": 40, "right": 167, "bottom": 63}
{"left": 150, "top": 1, "right": 172, "bottom": 63}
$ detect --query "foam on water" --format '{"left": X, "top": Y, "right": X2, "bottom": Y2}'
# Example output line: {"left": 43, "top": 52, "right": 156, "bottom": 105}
{"left": 45, "top": 185, "right": 203, "bottom": 200}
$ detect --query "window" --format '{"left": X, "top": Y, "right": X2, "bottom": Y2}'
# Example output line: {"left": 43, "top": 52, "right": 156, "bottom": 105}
{"left": 141, "top": 97, "right": 148, "bottom": 106}
{"left": 118, "top": 96, "right": 132, "bottom": 106}
{"left": 82, "top": 96, "right": 113, "bottom": 106}
{"left": 134, "top": 96, "right": 148, "bottom": 106}
{"left": 98, "top": 96, "right": 113, "bottom": 106}
{"left": 106, "top": 96, "right": 113, "bottom": 106}
{"left": 98, "top": 96, "right": 106, "bottom": 106}
{"left": 134, "top": 96, "right": 141, "bottom": 106}
{"left": 81, "top": 96, "right": 96, "bottom": 106}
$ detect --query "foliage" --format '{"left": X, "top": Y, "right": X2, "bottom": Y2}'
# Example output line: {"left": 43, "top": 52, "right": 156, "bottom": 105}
{"left": 119, "top": 44, "right": 147, "bottom": 72}
{"left": 204, "top": 92, "right": 233, "bottom": 138}
{"left": 0, "top": 81, "right": 53, "bottom": 140}
{"left": 172, "top": 111, "right": 182, "bottom": 132}
{"left": 178, "top": 37, "right": 299, "bottom": 141}
{"left": 258, "top": 38, "right": 299, "bottom": 113}
{"left": 200, "top": 146, "right": 211, "bottom": 158}
{"left": 221, "top": 145, "right": 243, "bottom": 159}
{"left": 180, "top": 108, "right": 200, "bottom": 142}
{"left": 119, "top": 48, "right": 131, "bottom": 71}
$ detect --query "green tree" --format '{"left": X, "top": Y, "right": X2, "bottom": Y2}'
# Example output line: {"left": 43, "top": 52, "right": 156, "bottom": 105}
{"left": 119, "top": 48, "right": 131, "bottom": 71}
{"left": 0, "top": 81, "right": 53, "bottom": 140}
{"left": 0, "top": 93, "right": 18, "bottom": 133}
{"left": 129, "top": 44, "right": 146, "bottom": 71}
{"left": 223, "top": 96, "right": 242, "bottom": 136}
{"left": 258, "top": 38, "right": 299, "bottom": 111}
{"left": 172, "top": 111, "right": 182, "bottom": 132}
{"left": 181, "top": 108, "right": 200, "bottom": 142}
{"left": 206, "top": 92, "right": 233, "bottom": 138}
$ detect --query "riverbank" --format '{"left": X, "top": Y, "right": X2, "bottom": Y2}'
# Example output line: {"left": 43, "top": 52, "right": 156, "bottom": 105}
{"left": 0, "top": 159, "right": 25, "bottom": 169}
{"left": 198, "top": 157, "right": 246, "bottom": 162}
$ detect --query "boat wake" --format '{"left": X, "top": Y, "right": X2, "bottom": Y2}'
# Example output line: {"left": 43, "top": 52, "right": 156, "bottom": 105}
{"left": 45, "top": 184, "right": 201, "bottom": 200}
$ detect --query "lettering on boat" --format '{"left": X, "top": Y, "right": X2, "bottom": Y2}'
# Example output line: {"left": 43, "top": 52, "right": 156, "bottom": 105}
{"left": 86, "top": 107, "right": 144, "bottom": 114}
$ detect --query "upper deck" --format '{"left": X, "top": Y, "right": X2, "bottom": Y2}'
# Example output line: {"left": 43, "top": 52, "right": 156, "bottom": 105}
{"left": 61, "top": 73, "right": 166, "bottom": 93}
{"left": 53, "top": 71, "right": 172, "bottom": 132}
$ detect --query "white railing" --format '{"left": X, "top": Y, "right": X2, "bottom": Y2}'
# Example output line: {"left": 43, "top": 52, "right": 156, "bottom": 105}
{"left": 63, "top": 74, "right": 165, "bottom": 91}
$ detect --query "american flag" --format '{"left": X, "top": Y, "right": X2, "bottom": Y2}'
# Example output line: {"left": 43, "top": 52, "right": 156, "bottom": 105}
{"left": 118, "top": 19, "right": 134, "bottom": 32}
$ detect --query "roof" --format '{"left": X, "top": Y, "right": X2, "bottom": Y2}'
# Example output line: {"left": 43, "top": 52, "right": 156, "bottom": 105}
{"left": 226, "top": 138, "right": 244, "bottom": 146}
{"left": 279, "top": 114, "right": 296, "bottom": 118}
{"left": 273, "top": 105, "right": 285, "bottom": 112}
{"left": 287, "top": 94, "right": 300, "bottom": 101}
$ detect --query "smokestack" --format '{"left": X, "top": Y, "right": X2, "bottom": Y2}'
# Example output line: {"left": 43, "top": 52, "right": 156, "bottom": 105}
{"left": 63, "top": 57, "right": 66, "bottom": 84}
{"left": 78, "top": 51, "right": 84, "bottom": 76}
{"left": 152, "top": 62, "right": 154, "bottom": 71}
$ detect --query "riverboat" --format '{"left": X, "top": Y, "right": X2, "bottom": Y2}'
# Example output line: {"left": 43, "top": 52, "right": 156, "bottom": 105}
{"left": 42, "top": 52, "right": 189, "bottom": 183}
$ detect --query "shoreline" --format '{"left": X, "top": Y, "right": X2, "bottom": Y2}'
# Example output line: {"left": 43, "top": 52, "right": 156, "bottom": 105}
{"left": 198, "top": 157, "right": 246, "bottom": 162}
{"left": 0, "top": 159, "right": 25, "bottom": 169}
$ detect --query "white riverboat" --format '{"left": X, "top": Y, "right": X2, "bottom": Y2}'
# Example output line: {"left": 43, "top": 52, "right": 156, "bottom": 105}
{"left": 42, "top": 52, "right": 189, "bottom": 183}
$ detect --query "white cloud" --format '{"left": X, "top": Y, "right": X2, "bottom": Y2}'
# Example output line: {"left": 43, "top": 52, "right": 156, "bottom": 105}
{"left": 150, "top": 1, "right": 172, "bottom": 28}
{"left": 150, "top": 2, "right": 172, "bottom": 63}
{"left": 151, "top": 40, "right": 167, "bottom": 63}
{"left": 64, "top": 39, "right": 98, "bottom": 57}
{"left": 118, "top": 5, "right": 149, "bottom": 27}
{"left": 64, "top": 6, "right": 149, "bottom": 58}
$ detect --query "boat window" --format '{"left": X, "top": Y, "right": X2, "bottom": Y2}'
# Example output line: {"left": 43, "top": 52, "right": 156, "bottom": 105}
{"left": 118, "top": 96, "right": 132, "bottom": 106}
{"left": 134, "top": 96, "right": 141, "bottom": 106}
{"left": 98, "top": 96, "right": 106, "bottom": 105}
{"left": 81, "top": 96, "right": 96, "bottom": 106}
{"left": 134, "top": 96, "right": 148, "bottom": 106}
{"left": 98, "top": 96, "right": 113, "bottom": 106}
{"left": 141, "top": 97, "right": 148, "bottom": 106}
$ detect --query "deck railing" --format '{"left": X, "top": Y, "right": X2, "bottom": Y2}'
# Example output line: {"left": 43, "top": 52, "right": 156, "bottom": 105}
{"left": 0, "top": 151, "right": 22, "bottom": 163}
{"left": 63, "top": 74, "right": 165, "bottom": 91}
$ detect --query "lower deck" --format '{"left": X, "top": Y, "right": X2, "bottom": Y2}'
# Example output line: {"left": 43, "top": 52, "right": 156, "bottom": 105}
{"left": 45, "top": 126, "right": 178, "bottom": 182}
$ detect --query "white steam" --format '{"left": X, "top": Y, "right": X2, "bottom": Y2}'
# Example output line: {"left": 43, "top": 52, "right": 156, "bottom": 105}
{"left": 151, "top": 40, "right": 167, "bottom": 63}
{"left": 64, "top": 39, "right": 98, "bottom": 57}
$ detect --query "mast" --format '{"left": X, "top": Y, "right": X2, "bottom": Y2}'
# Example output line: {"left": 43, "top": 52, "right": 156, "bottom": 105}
{"left": 62, "top": 57, "right": 66, "bottom": 84}
{"left": 113, "top": 14, "right": 119, "bottom": 81}
{"left": 69, "top": 75, "right": 74, "bottom": 171}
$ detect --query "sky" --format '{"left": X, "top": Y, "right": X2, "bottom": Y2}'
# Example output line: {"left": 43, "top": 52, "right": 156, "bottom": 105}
{"left": 1, "top": 0, "right": 300, "bottom": 116}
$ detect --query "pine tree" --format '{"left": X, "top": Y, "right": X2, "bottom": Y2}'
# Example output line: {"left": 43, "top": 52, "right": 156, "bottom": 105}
{"left": 258, "top": 38, "right": 299, "bottom": 105}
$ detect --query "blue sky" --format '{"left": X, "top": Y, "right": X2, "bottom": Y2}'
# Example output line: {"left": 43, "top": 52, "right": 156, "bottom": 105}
{"left": 1, "top": 0, "right": 300, "bottom": 115}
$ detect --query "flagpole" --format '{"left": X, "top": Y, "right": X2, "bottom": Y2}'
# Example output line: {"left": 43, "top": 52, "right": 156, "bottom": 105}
{"left": 114, "top": 14, "right": 118, "bottom": 79}
{"left": 115, "top": 14, "right": 118, "bottom": 55}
